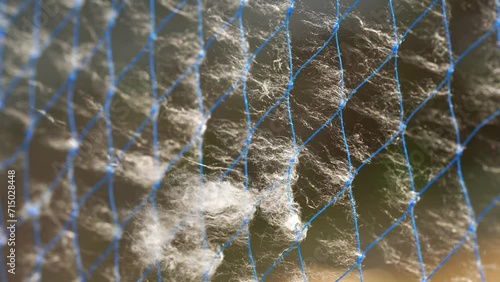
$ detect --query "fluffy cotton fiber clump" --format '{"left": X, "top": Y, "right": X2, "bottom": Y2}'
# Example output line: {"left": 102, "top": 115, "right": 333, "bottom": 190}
{"left": 130, "top": 175, "right": 256, "bottom": 279}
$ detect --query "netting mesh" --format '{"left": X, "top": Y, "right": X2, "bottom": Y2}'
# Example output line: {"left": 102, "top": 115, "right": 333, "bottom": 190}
{"left": 1, "top": 0, "right": 500, "bottom": 281}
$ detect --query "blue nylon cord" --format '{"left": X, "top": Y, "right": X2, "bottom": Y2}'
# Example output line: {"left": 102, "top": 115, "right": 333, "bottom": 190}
{"left": 104, "top": 3, "right": 121, "bottom": 280}
{"left": 2, "top": 1, "right": 499, "bottom": 281}
{"left": 67, "top": 4, "right": 85, "bottom": 282}
{"left": 1, "top": 2, "right": 89, "bottom": 108}
{"left": 245, "top": 26, "right": 500, "bottom": 279}
{"left": 337, "top": 136, "right": 500, "bottom": 281}
{"left": 4, "top": 0, "right": 33, "bottom": 28}
{"left": 263, "top": 50, "right": 499, "bottom": 282}
{"left": 218, "top": 0, "right": 361, "bottom": 182}
{"left": 440, "top": 0, "right": 486, "bottom": 280}
{"left": 25, "top": 1, "right": 47, "bottom": 281}
{"left": 217, "top": 17, "right": 499, "bottom": 280}
{"left": 497, "top": 0, "right": 500, "bottom": 47}
{"left": 147, "top": 0, "right": 163, "bottom": 279}
{"left": 23, "top": 8, "right": 492, "bottom": 280}
{"left": 203, "top": 107, "right": 499, "bottom": 281}
{"left": 0, "top": 0, "right": 126, "bottom": 170}
{"left": 0, "top": 0, "right": 32, "bottom": 101}
{"left": 333, "top": 109, "right": 500, "bottom": 281}
{"left": 25, "top": 2, "right": 486, "bottom": 278}
{"left": 281, "top": 1, "right": 308, "bottom": 280}
{"left": 237, "top": 4, "right": 259, "bottom": 280}
{"left": 193, "top": 1, "right": 210, "bottom": 281}
{"left": 0, "top": 0, "right": 238, "bottom": 210}
{"left": 217, "top": 0, "right": 443, "bottom": 182}
{"left": 334, "top": 0, "right": 363, "bottom": 280}
{"left": 389, "top": 0, "right": 425, "bottom": 279}
{"left": 18, "top": 2, "right": 290, "bottom": 273}
{"left": 2, "top": 0, "right": 189, "bottom": 223}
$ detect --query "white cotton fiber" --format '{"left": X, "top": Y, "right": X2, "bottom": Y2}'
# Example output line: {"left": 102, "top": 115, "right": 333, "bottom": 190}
{"left": 3, "top": 0, "right": 499, "bottom": 281}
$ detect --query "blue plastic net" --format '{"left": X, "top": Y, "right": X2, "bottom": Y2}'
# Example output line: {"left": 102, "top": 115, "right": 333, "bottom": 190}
{"left": 1, "top": 0, "right": 500, "bottom": 281}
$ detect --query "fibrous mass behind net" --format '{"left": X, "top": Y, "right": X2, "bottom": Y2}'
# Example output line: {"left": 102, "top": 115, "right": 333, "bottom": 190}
{"left": 2, "top": 0, "right": 500, "bottom": 281}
